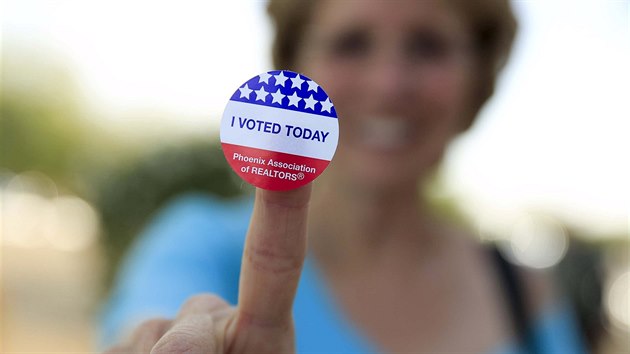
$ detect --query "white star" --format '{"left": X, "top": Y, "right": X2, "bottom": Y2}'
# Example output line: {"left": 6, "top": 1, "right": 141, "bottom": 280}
{"left": 238, "top": 84, "right": 252, "bottom": 99}
{"left": 273, "top": 71, "right": 288, "bottom": 87}
{"left": 304, "top": 94, "right": 317, "bottom": 110}
{"left": 290, "top": 74, "right": 305, "bottom": 89}
{"left": 306, "top": 80, "right": 319, "bottom": 92}
{"left": 254, "top": 87, "right": 269, "bottom": 102}
{"left": 270, "top": 89, "right": 285, "bottom": 105}
{"left": 320, "top": 97, "right": 333, "bottom": 113}
{"left": 258, "top": 72, "right": 272, "bottom": 84}
{"left": 287, "top": 92, "right": 302, "bottom": 107}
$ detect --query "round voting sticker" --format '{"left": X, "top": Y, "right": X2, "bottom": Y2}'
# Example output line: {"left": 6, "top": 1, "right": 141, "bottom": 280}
{"left": 220, "top": 70, "right": 338, "bottom": 191}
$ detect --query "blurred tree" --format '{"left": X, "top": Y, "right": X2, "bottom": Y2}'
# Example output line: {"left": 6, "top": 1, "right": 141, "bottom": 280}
{"left": 1, "top": 47, "right": 88, "bottom": 190}
{"left": 1, "top": 44, "right": 246, "bottom": 289}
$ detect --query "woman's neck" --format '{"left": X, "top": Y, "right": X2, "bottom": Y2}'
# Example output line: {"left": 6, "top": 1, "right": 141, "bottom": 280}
{"left": 308, "top": 177, "right": 438, "bottom": 269}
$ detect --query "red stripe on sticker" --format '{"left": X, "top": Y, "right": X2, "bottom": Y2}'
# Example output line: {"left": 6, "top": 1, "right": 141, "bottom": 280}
{"left": 221, "top": 143, "right": 331, "bottom": 191}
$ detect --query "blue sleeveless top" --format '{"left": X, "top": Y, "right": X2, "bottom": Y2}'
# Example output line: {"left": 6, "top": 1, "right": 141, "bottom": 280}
{"left": 99, "top": 194, "right": 588, "bottom": 353}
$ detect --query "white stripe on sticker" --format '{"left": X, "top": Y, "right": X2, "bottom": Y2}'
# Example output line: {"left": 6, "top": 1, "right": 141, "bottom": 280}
{"left": 220, "top": 100, "right": 339, "bottom": 161}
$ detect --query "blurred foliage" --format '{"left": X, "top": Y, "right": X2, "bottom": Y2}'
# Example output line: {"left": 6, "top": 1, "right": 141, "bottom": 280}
{"left": 92, "top": 141, "right": 246, "bottom": 287}
{"left": 1, "top": 49, "right": 89, "bottom": 190}
{"left": 1, "top": 45, "right": 246, "bottom": 289}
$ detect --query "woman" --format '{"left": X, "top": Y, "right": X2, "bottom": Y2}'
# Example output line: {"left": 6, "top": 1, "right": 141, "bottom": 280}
{"left": 102, "top": 0, "right": 587, "bottom": 353}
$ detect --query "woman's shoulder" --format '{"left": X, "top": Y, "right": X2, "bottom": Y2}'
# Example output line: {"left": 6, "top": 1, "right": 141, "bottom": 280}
{"left": 133, "top": 192, "right": 254, "bottom": 250}
{"left": 112, "top": 192, "right": 255, "bottom": 308}
{"left": 150, "top": 192, "right": 254, "bottom": 231}
{"left": 100, "top": 193, "right": 254, "bottom": 345}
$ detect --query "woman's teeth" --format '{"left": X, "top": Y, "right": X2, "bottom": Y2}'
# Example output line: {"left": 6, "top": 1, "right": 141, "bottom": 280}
{"left": 360, "top": 118, "right": 412, "bottom": 150}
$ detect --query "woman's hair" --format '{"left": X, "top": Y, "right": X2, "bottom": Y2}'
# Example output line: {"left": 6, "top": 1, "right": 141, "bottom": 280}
{"left": 267, "top": 0, "right": 518, "bottom": 128}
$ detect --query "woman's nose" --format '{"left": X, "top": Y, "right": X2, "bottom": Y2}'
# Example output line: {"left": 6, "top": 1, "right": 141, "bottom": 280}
{"left": 364, "top": 50, "right": 415, "bottom": 104}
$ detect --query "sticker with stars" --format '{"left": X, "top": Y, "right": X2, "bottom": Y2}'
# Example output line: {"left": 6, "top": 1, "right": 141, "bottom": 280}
{"left": 220, "top": 70, "right": 338, "bottom": 191}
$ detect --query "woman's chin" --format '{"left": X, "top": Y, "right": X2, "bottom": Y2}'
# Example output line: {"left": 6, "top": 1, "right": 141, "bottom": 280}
{"left": 327, "top": 151, "right": 429, "bottom": 192}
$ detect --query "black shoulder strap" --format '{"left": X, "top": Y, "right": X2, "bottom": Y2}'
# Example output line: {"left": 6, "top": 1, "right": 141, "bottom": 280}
{"left": 491, "top": 247, "right": 538, "bottom": 354}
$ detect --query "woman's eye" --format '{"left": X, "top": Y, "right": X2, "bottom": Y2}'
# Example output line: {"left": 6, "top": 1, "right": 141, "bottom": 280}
{"left": 407, "top": 32, "right": 452, "bottom": 62}
{"left": 328, "top": 30, "right": 371, "bottom": 59}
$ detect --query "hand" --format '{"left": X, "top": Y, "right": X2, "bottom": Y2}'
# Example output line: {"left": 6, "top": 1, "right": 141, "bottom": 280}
{"left": 105, "top": 186, "right": 312, "bottom": 353}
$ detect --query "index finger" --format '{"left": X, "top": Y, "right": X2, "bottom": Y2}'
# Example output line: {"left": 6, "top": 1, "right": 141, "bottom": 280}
{"left": 236, "top": 185, "right": 312, "bottom": 329}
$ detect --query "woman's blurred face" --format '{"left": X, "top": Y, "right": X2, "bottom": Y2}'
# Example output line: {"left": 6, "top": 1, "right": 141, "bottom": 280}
{"left": 296, "top": 0, "right": 475, "bottom": 188}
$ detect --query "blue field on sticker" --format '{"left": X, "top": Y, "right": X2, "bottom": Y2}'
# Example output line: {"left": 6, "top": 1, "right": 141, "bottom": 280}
{"left": 229, "top": 70, "right": 337, "bottom": 119}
